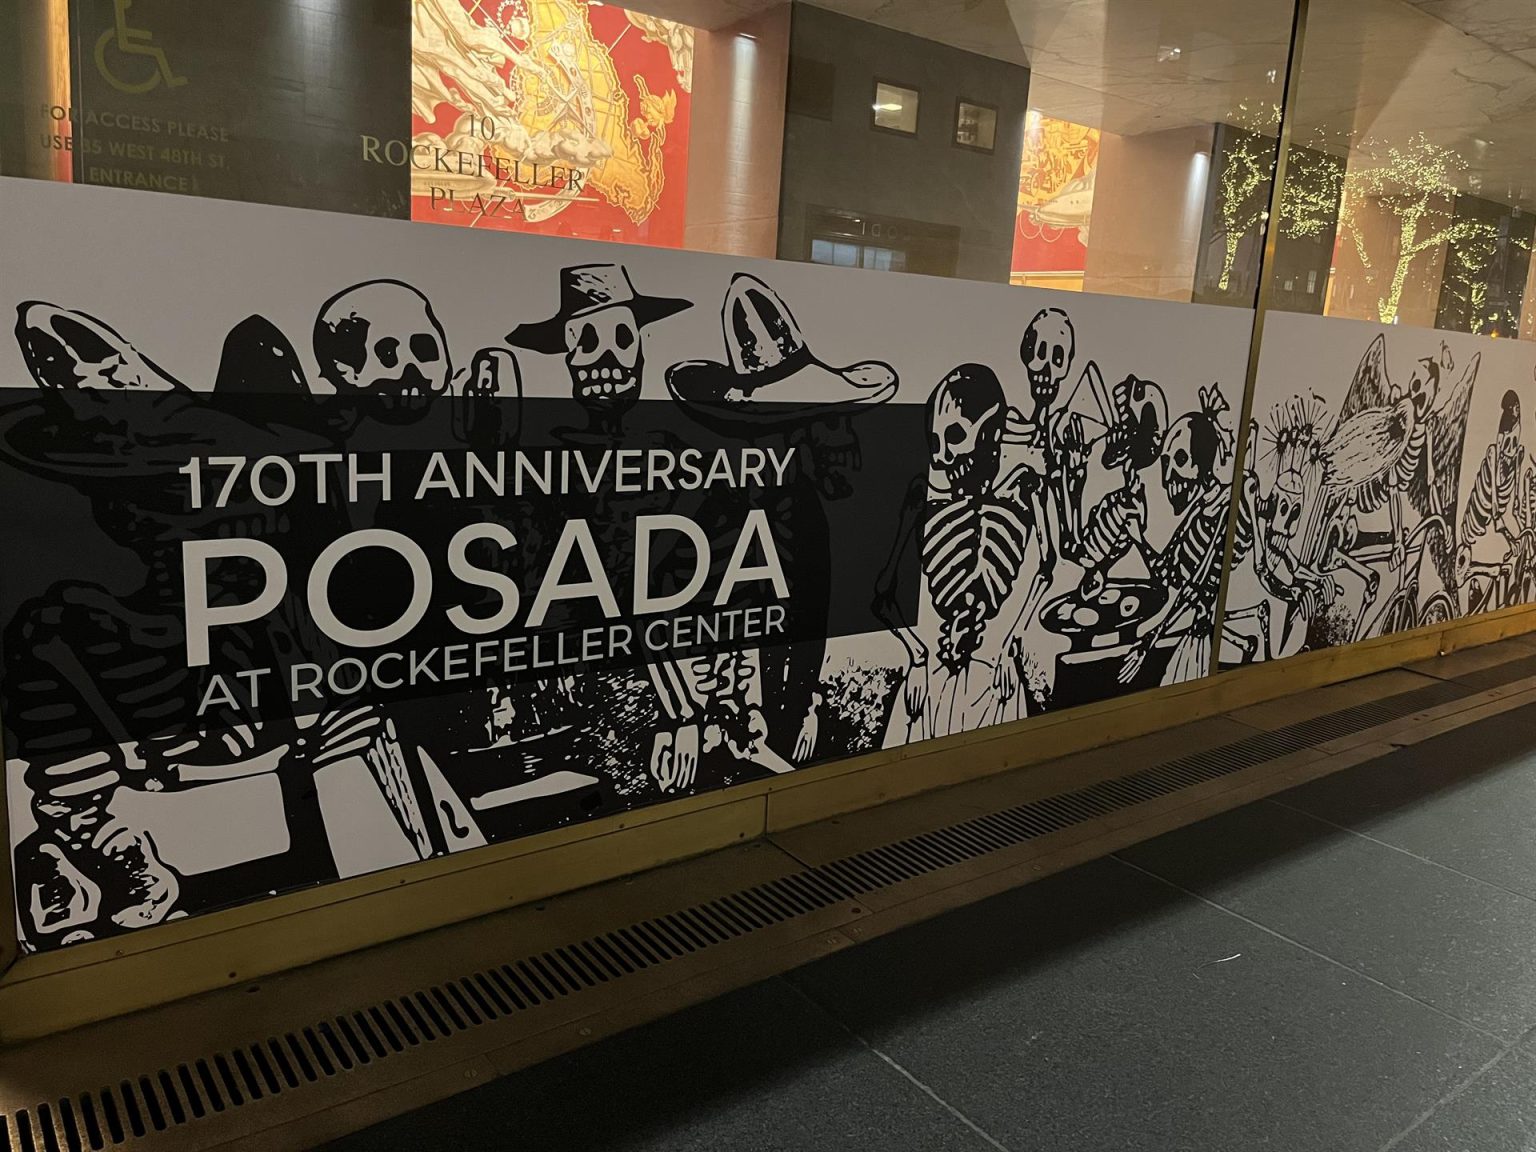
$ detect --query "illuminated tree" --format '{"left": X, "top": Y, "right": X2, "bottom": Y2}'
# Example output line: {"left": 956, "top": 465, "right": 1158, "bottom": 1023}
{"left": 1337, "top": 132, "right": 1501, "bottom": 325}
{"left": 1277, "top": 141, "right": 1345, "bottom": 241}
{"left": 1213, "top": 102, "right": 1281, "bottom": 292}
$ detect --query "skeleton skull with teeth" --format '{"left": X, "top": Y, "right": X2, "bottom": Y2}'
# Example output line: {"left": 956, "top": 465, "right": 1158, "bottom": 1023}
{"left": 1020, "top": 307, "right": 1075, "bottom": 415}
{"left": 1103, "top": 375, "right": 1168, "bottom": 473}
{"left": 929, "top": 364, "right": 1005, "bottom": 500}
{"left": 1161, "top": 410, "right": 1223, "bottom": 514}
{"left": 565, "top": 306, "right": 642, "bottom": 416}
{"left": 314, "top": 280, "right": 450, "bottom": 418}
{"left": 508, "top": 264, "right": 691, "bottom": 436}
{"left": 1267, "top": 470, "right": 1305, "bottom": 557}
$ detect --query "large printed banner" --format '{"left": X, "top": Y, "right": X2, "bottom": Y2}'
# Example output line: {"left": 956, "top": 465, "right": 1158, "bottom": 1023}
{"left": 1223, "top": 311, "right": 1536, "bottom": 666}
{"left": 0, "top": 177, "right": 1252, "bottom": 952}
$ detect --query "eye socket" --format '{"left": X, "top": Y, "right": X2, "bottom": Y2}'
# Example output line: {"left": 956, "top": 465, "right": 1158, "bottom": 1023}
{"left": 410, "top": 333, "right": 441, "bottom": 363}
{"left": 945, "top": 423, "right": 966, "bottom": 446}
{"left": 929, "top": 433, "right": 941, "bottom": 457}
{"left": 1052, "top": 346, "right": 1064, "bottom": 368}
{"left": 1174, "top": 448, "right": 1189, "bottom": 467}
{"left": 578, "top": 323, "right": 599, "bottom": 355}
{"left": 374, "top": 336, "right": 400, "bottom": 369}
{"left": 615, "top": 323, "right": 635, "bottom": 351}
{"left": 1288, "top": 504, "right": 1301, "bottom": 528}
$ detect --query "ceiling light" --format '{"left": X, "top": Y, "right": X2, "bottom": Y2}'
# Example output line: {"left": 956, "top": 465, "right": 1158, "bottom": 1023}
{"left": 873, "top": 102, "right": 903, "bottom": 112}
{"left": 1158, "top": 45, "right": 1181, "bottom": 62}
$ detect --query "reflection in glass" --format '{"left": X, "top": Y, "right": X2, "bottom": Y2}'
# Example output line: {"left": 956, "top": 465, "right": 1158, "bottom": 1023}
{"left": 955, "top": 100, "right": 997, "bottom": 152}
{"left": 1274, "top": 0, "right": 1536, "bottom": 338}
{"left": 872, "top": 80, "right": 920, "bottom": 135}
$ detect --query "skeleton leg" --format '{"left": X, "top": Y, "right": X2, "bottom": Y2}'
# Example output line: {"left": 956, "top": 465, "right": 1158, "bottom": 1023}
{"left": 1221, "top": 602, "right": 1272, "bottom": 663}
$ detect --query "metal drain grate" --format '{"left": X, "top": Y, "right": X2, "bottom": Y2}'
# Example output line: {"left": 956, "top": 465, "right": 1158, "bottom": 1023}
{"left": 0, "top": 673, "right": 1493, "bottom": 1150}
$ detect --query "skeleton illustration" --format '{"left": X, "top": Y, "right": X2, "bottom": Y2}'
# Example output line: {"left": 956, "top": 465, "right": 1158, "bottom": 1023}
{"left": 510, "top": 264, "right": 703, "bottom": 792}
{"left": 1009, "top": 307, "right": 1084, "bottom": 548}
{"left": 1296, "top": 336, "right": 1476, "bottom": 642}
{"left": 881, "top": 365, "right": 1044, "bottom": 738}
{"left": 668, "top": 273, "right": 895, "bottom": 775}
{"left": 1230, "top": 396, "right": 1340, "bottom": 659}
{"left": 1121, "top": 384, "right": 1237, "bottom": 686}
{"left": 1459, "top": 389, "right": 1531, "bottom": 612}
{"left": 1072, "top": 374, "right": 1167, "bottom": 599}
{"left": 6, "top": 303, "right": 405, "bottom": 947}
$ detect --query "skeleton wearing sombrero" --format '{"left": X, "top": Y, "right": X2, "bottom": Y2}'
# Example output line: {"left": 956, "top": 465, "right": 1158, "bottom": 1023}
{"left": 506, "top": 265, "right": 707, "bottom": 791}
{"left": 662, "top": 273, "right": 896, "bottom": 780}
{"left": 3, "top": 303, "right": 420, "bottom": 947}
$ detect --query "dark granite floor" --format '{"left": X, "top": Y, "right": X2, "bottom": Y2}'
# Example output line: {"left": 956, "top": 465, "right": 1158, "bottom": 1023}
{"left": 323, "top": 707, "right": 1536, "bottom": 1152}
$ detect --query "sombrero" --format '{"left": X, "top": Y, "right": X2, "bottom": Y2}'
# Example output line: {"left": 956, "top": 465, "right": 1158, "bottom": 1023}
{"left": 665, "top": 273, "right": 897, "bottom": 433}
{"left": 507, "top": 264, "right": 691, "bottom": 355}
{"left": 1, "top": 303, "right": 323, "bottom": 483}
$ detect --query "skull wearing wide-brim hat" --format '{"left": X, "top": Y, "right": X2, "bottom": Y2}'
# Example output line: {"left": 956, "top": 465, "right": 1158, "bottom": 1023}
{"left": 666, "top": 273, "right": 898, "bottom": 434}
{"left": 507, "top": 264, "right": 691, "bottom": 410}
{"left": 507, "top": 265, "right": 690, "bottom": 351}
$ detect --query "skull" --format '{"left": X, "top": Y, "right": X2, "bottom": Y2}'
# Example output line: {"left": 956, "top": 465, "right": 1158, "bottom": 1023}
{"left": 1499, "top": 389, "right": 1523, "bottom": 467}
{"left": 1020, "top": 308, "right": 1075, "bottom": 413}
{"left": 928, "top": 364, "right": 1004, "bottom": 498}
{"left": 1103, "top": 375, "right": 1167, "bottom": 472}
{"left": 1407, "top": 355, "right": 1441, "bottom": 419}
{"left": 1267, "top": 469, "right": 1305, "bottom": 554}
{"left": 1161, "top": 415, "right": 1207, "bottom": 514}
{"left": 565, "top": 305, "right": 642, "bottom": 416}
{"left": 788, "top": 414, "right": 862, "bottom": 501}
{"left": 313, "top": 281, "right": 451, "bottom": 414}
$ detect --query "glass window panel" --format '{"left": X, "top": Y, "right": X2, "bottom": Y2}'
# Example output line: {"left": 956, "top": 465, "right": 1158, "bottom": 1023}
{"left": 873, "top": 80, "right": 921, "bottom": 135}
{"left": 0, "top": 0, "right": 1301, "bottom": 303}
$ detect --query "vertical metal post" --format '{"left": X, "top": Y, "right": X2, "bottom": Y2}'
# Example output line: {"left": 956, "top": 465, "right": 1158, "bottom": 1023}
{"left": 1208, "top": 0, "right": 1312, "bottom": 669}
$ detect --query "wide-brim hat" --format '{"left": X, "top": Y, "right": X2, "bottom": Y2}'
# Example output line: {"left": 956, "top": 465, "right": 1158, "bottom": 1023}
{"left": 666, "top": 273, "right": 897, "bottom": 434}
{"left": 508, "top": 264, "right": 692, "bottom": 354}
{"left": 1, "top": 303, "right": 322, "bottom": 483}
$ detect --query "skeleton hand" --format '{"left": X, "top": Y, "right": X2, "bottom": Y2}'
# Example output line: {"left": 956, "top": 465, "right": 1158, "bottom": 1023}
{"left": 648, "top": 724, "right": 700, "bottom": 794}
{"left": 794, "top": 692, "right": 821, "bottom": 763}
{"left": 91, "top": 819, "right": 179, "bottom": 931}
{"left": 904, "top": 656, "right": 929, "bottom": 723}
{"left": 1390, "top": 538, "right": 1407, "bottom": 572}
{"left": 1119, "top": 641, "right": 1149, "bottom": 685}
{"left": 992, "top": 637, "right": 1022, "bottom": 702}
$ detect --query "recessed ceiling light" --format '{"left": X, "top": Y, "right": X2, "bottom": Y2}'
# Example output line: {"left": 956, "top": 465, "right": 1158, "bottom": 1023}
{"left": 1158, "top": 45, "right": 1182, "bottom": 62}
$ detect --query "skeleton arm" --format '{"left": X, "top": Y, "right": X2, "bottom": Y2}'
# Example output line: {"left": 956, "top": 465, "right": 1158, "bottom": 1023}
{"left": 872, "top": 476, "right": 930, "bottom": 668}
{"left": 1119, "top": 513, "right": 1224, "bottom": 684}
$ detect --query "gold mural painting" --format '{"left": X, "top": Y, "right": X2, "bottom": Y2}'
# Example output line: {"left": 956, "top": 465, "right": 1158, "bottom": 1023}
{"left": 1016, "top": 111, "right": 1099, "bottom": 244}
{"left": 412, "top": 0, "right": 692, "bottom": 228}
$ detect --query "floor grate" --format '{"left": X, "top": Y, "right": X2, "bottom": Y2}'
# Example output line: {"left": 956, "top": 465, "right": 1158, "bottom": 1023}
{"left": 0, "top": 672, "right": 1498, "bottom": 1150}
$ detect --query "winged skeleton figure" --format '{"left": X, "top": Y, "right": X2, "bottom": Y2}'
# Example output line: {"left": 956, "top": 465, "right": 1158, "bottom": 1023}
{"left": 1299, "top": 335, "right": 1477, "bottom": 639}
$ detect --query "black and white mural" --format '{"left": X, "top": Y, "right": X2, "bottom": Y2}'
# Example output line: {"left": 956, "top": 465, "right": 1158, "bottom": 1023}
{"left": 0, "top": 177, "right": 1253, "bottom": 952}
{"left": 1223, "top": 311, "right": 1536, "bottom": 666}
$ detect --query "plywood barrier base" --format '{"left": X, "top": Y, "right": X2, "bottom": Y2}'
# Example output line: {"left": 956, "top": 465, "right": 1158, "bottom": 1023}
{"left": 4, "top": 604, "right": 1535, "bottom": 1041}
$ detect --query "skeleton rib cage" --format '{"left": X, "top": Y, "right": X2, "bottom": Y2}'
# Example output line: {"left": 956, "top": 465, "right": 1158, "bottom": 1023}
{"left": 922, "top": 495, "right": 1031, "bottom": 674}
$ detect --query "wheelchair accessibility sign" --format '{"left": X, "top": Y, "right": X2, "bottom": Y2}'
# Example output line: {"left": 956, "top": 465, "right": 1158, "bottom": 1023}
{"left": 95, "top": 0, "right": 187, "bottom": 95}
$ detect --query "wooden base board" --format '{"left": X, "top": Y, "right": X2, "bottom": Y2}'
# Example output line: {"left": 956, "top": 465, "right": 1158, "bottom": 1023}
{"left": 3, "top": 605, "right": 1535, "bottom": 1041}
